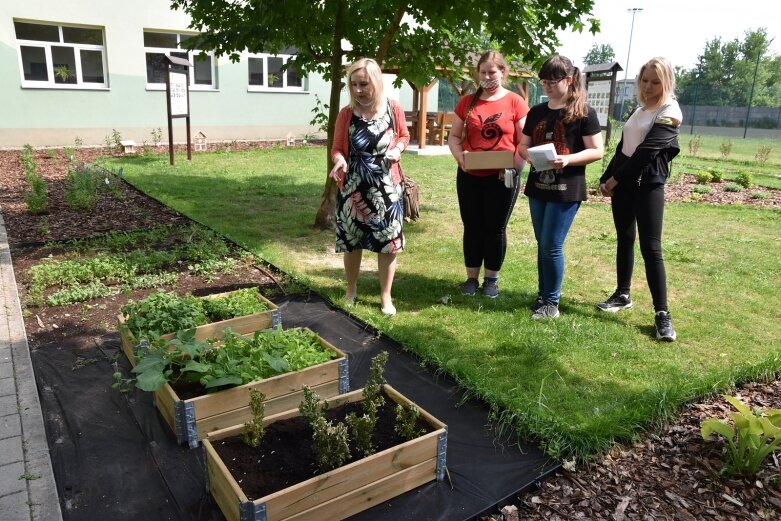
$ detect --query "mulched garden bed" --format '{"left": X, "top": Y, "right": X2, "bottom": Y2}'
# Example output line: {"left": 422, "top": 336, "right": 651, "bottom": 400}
{"left": 2, "top": 145, "right": 780, "bottom": 521}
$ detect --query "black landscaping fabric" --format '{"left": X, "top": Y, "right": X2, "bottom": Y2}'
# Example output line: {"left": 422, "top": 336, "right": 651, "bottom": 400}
{"left": 31, "top": 291, "right": 556, "bottom": 521}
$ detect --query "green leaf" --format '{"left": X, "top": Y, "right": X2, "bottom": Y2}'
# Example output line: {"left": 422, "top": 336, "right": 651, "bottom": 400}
{"left": 701, "top": 418, "right": 734, "bottom": 440}
{"left": 135, "top": 369, "right": 169, "bottom": 392}
{"left": 203, "top": 375, "right": 243, "bottom": 389}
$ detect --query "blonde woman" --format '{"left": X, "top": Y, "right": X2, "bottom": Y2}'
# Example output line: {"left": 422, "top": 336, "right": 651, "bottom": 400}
{"left": 597, "top": 57, "right": 682, "bottom": 342}
{"left": 329, "top": 58, "right": 410, "bottom": 315}
{"left": 518, "top": 55, "right": 603, "bottom": 319}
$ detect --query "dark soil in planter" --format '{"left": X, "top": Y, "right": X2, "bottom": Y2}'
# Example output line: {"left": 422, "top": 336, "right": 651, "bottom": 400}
{"left": 213, "top": 398, "right": 433, "bottom": 500}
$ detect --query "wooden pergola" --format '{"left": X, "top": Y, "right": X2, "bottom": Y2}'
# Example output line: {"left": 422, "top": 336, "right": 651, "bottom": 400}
{"left": 387, "top": 57, "right": 534, "bottom": 149}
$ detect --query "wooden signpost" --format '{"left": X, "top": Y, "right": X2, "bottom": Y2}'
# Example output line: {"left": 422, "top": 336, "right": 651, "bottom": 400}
{"left": 163, "top": 55, "right": 193, "bottom": 165}
{"left": 584, "top": 62, "right": 623, "bottom": 144}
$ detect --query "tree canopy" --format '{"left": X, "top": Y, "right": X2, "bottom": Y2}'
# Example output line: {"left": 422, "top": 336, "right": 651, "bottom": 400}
{"left": 675, "top": 28, "right": 780, "bottom": 108}
{"left": 583, "top": 43, "right": 615, "bottom": 65}
{"left": 172, "top": 0, "right": 599, "bottom": 227}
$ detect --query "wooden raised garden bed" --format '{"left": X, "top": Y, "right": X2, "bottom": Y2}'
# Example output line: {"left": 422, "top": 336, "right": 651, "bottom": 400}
{"left": 204, "top": 384, "right": 447, "bottom": 521}
{"left": 118, "top": 289, "right": 281, "bottom": 367}
{"left": 153, "top": 328, "right": 348, "bottom": 448}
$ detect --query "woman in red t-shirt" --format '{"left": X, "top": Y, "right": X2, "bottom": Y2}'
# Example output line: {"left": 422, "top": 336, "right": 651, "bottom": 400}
{"left": 447, "top": 51, "right": 529, "bottom": 298}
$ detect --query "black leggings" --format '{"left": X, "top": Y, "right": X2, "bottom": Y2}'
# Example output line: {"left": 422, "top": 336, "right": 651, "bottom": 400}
{"left": 456, "top": 168, "right": 519, "bottom": 272}
{"left": 611, "top": 182, "right": 668, "bottom": 312}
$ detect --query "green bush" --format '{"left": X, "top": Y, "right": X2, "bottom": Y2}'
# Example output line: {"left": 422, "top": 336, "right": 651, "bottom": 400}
{"left": 709, "top": 169, "right": 723, "bottom": 183}
{"left": 692, "top": 184, "right": 713, "bottom": 195}
{"left": 694, "top": 171, "right": 713, "bottom": 184}
{"left": 719, "top": 139, "right": 733, "bottom": 159}
{"left": 724, "top": 183, "right": 743, "bottom": 193}
{"left": 750, "top": 191, "right": 769, "bottom": 200}
{"left": 735, "top": 172, "right": 753, "bottom": 189}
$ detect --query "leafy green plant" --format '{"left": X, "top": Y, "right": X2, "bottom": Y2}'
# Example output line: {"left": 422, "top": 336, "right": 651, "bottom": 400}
{"left": 65, "top": 166, "right": 101, "bottom": 209}
{"left": 309, "top": 94, "right": 330, "bottom": 135}
{"left": 47, "top": 281, "right": 119, "bottom": 306}
{"left": 299, "top": 386, "right": 350, "bottom": 473}
{"left": 201, "top": 287, "right": 270, "bottom": 320}
{"left": 121, "top": 290, "right": 208, "bottom": 342}
{"left": 736, "top": 172, "right": 753, "bottom": 189}
{"left": 150, "top": 127, "right": 162, "bottom": 147}
{"left": 724, "top": 183, "right": 743, "bottom": 193}
{"left": 719, "top": 139, "right": 733, "bottom": 159}
{"left": 750, "top": 191, "right": 769, "bottom": 200}
{"left": 694, "top": 171, "right": 713, "bottom": 184}
{"left": 74, "top": 136, "right": 83, "bottom": 147}
{"left": 395, "top": 403, "right": 424, "bottom": 441}
{"left": 242, "top": 389, "right": 266, "bottom": 448}
{"left": 345, "top": 351, "right": 387, "bottom": 457}
{"left": 54, "top": 65, "right": 72, "bottom": 82}
{"left": 112, "top": 129, "right": 123, "bottom": 152}
{"left": 709, "top": 169, "right": 723, "bottom": 183}
{"left": 754, "top": 145, "right": 772, "bottom": 166}
{"left": 701, "top": 394, "right": 781, "bottom": 476}
{"left": 132, "top": 327, "right": 332, "bottom": 392}
{"left": 691, "top": 184, "right": 713, "bottom": 195}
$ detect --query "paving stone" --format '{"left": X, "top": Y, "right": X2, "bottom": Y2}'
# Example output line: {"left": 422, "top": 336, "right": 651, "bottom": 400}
{"left": 0, "top": 435, "right": 23, "bottom": 467}
{"left": 0, "top": 376, "right": 16, "bottom": 397}
{"left": 0, "top": 460, "right": 27, "bottom": 497}
{"left": 0, "top": 490, "right": 29, "bottom": 521}
{"left": 0, "top": 412, "right": 21, "bottom": 440}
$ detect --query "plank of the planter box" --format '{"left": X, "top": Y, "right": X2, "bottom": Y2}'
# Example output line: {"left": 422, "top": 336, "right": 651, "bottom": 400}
{"left": 117, "top": 289, "right": 281, "bottom": 367}
{"left": 157, "top": 329, "right": 348, "bottom": 447}
{"left": 204, "top": 384, "right": 447, "bottom": 521}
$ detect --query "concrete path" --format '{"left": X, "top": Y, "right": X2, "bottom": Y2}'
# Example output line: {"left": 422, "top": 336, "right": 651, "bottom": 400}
{"left": 0, "top": 210, "right": 62, "bottom": 521}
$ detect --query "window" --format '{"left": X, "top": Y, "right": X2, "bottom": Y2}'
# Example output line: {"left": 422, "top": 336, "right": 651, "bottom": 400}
{"left": 14, "top": 20, "right": 107, "bottom": 88}
{"left": 247, "top": 53, "right": 305, "bottom": 92}
{"left": 143, "top": 31, "right": 216, "bottom": 90}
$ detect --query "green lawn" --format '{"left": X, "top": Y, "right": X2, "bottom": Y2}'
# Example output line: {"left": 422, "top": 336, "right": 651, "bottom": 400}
{"left": 106, "top": 146, "right": 781, "bottom": 461}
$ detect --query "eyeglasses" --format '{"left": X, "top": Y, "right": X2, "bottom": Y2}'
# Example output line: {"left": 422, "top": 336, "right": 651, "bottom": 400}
{"left": 540, "top": 78, "right": 565, "bottom": 87}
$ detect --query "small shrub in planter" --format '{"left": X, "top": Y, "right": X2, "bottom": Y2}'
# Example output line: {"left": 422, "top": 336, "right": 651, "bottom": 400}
{"left": 204, "top": 352, "right": 447, "bottom": 521}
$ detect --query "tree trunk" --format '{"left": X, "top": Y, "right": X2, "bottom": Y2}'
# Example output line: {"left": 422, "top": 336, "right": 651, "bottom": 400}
{"left": 313, "top": 0, "right": 345, "bottom": 230}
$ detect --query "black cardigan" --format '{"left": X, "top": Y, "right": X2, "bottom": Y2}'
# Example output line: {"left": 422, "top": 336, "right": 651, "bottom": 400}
{"left": 600, "top": 121, "right": 680, "bottom": 186}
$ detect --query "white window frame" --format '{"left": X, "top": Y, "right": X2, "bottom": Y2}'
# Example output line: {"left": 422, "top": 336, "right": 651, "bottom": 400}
{"left": 247, "top": 53, "right": 307, "bottom": 93}
{"left": 14, "top": 20, "right": 108, "bottom": 90}
{"left": 143, "top": 31, "right": 216, "bottom": 91}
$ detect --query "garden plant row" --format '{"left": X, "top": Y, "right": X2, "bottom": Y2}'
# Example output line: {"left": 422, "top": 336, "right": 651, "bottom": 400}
{"left": 117, "top": 287, "right": 448, "bottom": 521}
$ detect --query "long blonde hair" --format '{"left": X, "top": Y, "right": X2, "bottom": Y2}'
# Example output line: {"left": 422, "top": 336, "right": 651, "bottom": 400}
{"left": 637, "top": 57, "right": 676, "bottom": 109}
{"left": 346, "top": 57, "right": 385, "bottom": 113}
{"left": 538, "top": 55, "right": 587, "bottom": 124}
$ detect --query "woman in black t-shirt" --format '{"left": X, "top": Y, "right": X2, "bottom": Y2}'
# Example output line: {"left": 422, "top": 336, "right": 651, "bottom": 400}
{"left": 518, "top": 55, "right": 603, "bottom": 319}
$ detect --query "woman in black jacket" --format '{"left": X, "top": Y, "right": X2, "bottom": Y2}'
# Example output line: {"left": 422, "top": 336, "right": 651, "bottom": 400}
{"left": 598, "top": 57, "right": 682, "bottom": 342}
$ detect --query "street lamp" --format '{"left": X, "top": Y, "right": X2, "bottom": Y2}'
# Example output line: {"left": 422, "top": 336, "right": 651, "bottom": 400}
{"left": 617, "top": 7, "right": 643, "bottom": 121}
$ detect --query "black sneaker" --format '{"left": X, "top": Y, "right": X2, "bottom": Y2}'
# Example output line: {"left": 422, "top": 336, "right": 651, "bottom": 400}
{"left": 482, "top": 279, "right": 499, "bottom": 298}
{"left": 655, "top": 311, "right": 677, "bottom": 342}
{"left": 462, "top": 278, "right": 479, "bottom": 296}
{"left": 532, "top": 302, "right": 560, "bottom": 319}
{"left": 530, "top": 295, "right": 544, "bottom": 311}
{"left": 596, "top": 291, "right": 633, "bottom": 312}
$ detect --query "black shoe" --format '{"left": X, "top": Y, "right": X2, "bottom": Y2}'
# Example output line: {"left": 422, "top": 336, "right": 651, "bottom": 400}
{"left": 530, "top": 295, "right": 544, "bottom": 311}
{"left": 532, "top": 302, "right": 560, "bottom": 319}
{"left": 482, "top": 279, "right": 499, "bottom": 298}
{"left": 596, "top": 290, "right": 633, "bottom": 312}
{"left": 655, "top": 311, "right": 677, "bottom": 342}
{"left": 462, "top": 278, "right": 479, "bottom": 296}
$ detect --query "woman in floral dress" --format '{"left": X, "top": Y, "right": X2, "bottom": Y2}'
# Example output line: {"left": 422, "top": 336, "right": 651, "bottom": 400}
{"left": 329, "top": 58, "right": 410, "bottom": 315}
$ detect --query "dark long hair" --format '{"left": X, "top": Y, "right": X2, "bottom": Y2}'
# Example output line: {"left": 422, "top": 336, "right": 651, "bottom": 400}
{"left": 539, "top": 55, "right": 587, "bottom": 123}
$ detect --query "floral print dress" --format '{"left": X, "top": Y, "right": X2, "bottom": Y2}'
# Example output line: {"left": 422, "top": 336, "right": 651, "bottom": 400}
{"left": 335, "top": 105, "right": 404, "bottom": 254}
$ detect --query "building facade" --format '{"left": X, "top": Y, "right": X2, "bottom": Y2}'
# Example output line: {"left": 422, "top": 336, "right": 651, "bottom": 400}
{"left": 1, "top": 1, "right": 431, "bottom": 148}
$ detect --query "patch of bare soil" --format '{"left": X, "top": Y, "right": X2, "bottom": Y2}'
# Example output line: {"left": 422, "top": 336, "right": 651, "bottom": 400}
{"left": 1, "top": 146, "right": 779, "bottom": 520}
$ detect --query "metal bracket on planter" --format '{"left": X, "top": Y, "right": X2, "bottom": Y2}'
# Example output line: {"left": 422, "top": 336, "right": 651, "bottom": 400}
{"left": 436, "top": 427, "right": 448, "bottom": 482}
{"left": 338, "top": 358, "right": 350, "bottom": 394}
{"left": 201, "top": 445, "right": 210, "bottom": 492}
{"left": 239, "top": 500, "right": 267, "bottom": 521}
{"left": 136, "top": 338, "right": 150, "bottom": 358}
{"left": 271, "top": 308, "right": 282, "bottom": 329}
{"left": 174, "top": 400, "right": 198, "bottom": 448}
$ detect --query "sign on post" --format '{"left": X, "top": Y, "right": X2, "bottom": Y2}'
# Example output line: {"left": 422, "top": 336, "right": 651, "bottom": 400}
{"left": 584, "top": 62, "right": 623, "bottom": 144}
{"left": 163, "top": 55, "right": 193, "bottom": 165}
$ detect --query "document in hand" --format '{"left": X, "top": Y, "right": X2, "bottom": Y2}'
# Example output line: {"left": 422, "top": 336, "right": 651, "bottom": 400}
{"left": 527, "top": 143, "right": 557, "bottom": 171}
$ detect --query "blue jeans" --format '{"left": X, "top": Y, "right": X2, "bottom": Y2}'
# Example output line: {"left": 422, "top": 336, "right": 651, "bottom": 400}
{"left": 528, "top": 197, "right": 581, "bottom": 305}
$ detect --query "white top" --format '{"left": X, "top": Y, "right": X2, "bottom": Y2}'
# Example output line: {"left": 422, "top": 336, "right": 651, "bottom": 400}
{"left": 621, "top": 99, "right": 682, "bottom": 157}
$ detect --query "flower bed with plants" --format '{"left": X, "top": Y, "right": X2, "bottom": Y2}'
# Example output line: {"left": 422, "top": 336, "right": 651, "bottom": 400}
{"left": 204, "top": 353, "right": 448, "bottom": 521}
{"left": 122, "top": 326, "right": 348, "bottom": 448}
{"left": 118, "top": 287, "right": 281, "bottom": 367}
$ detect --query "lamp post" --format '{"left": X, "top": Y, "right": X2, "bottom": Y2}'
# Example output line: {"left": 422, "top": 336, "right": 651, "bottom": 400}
{"left": 617, "top": 7, "right": 643, "bottom": 121}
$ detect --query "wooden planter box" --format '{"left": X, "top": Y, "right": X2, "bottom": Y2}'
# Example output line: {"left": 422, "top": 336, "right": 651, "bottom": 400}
{"left": 204, "top": 384, "right": 448, "bottom": 521}
{"left": 118, "top": 290, "right": 281, "bottom": 367}
{"left": 153, "top": 328, "right": 348, "bottom": 448}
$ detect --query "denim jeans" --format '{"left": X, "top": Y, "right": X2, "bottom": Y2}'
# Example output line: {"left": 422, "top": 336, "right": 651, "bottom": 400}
{"left": 528, "top": 197, "right": 581, "bottom": 305}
